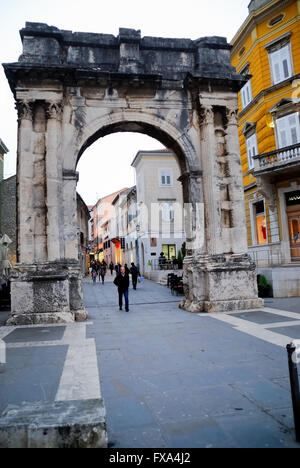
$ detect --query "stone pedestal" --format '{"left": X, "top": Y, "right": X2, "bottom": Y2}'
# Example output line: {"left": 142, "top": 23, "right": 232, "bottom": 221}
{"left": 7, "top": 262, "right": 87, "bottom": 325}
{"left": 181, "top": 255, "right": 264, "bottom": 313}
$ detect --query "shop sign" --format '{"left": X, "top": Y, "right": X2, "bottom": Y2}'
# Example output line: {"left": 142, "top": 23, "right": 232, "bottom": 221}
{"left": 286, "top": 191, "right": 300, "bottom": 206}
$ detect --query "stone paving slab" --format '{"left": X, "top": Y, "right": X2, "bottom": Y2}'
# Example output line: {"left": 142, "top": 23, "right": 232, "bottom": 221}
{"left": 83, "top": 280, "right": 300, "bottom": 448}
{"left": 0, "top": 320, "right": 107, "bottom": 447}
{"left": 0, "top": 278, "right": 299, "bottom": 448}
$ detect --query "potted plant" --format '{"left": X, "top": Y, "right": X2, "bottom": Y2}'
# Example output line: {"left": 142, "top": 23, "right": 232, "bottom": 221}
{"left": 177, "top": 250, "right": 183, "bottom": 270}
{"left": 257, "top": 274, "right": 273, "bottom": 298}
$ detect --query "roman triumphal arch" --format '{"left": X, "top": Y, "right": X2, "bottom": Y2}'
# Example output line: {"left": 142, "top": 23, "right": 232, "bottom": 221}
{"left": 3, "top": 23, "right": 263, "bottom": 324}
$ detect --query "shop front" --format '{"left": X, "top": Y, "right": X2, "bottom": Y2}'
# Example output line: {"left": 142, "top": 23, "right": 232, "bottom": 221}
{"left": 286, "top": 191, "right": 300, "bottom": 262}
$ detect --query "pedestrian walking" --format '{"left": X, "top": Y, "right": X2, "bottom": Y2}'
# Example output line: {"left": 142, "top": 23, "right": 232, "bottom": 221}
{"left": 115, "top": 263, "right": 121, "bottom": 275}
{"left": 99, "top": 262, "right": 107, "bottom": 284}
{"left": 130, "top": 262, "right": 140, "bottom": 290}
{"left": 124, "top": 263, "right": 130, "bottom": 276}
{"left": 114, "top": 266, "right": 130, "bottom": 312}
{"left": 91, "top": 269, "right": 97, "bottom": 284}
{"left": 109, "top": 261, "right": 114, "bottom": 275}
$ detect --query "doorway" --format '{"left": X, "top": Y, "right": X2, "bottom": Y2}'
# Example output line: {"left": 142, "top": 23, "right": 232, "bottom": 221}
{"left": 287, "top": 205, "right": 300, "bottom": 261}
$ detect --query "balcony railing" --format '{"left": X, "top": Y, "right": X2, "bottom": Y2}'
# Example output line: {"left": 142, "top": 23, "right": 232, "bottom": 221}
{"left": 253, "top": 143, "right": 300, "bottom": 172}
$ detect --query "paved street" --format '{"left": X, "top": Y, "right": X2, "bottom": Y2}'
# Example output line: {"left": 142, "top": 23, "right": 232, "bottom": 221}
{"left": 0, "top": 276, "right": 300, "bottom": 448}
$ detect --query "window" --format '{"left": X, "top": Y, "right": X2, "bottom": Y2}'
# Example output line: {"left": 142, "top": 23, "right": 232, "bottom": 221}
{"left": 268, "top": 14, "right": 285, "bottom": 27}
{"left": 276, "top": 113, "right": 300, "bottom": 148}
{"left": 160, "top": 203, "right": 174, "bottom": 222}
{"left": 251, "top": 200, "right": 267, "bottom": 245}
{"left": 160, "top": 169, "right": 172, "bottom": 186}
{"left": 269, "top": 44, "right": 293, "bottom": 85}
{"left": 241, "top": 79, "right": 252, "bottom": 109}
{"left": 162, "top": 244, "right": 176, "bottom": 260}
{"left": 128, "top": 202, "right": 137, "bottom": 223}
{"left": 246, "top": 133, "right": 258, "bottom": 170}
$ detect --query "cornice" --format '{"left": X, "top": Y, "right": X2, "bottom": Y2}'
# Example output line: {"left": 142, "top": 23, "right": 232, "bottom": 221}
{"left": 231, "top": 0, "right": 293, "bottom": 54}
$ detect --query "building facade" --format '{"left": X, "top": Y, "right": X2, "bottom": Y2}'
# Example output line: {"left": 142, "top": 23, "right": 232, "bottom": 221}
{"left": 231, "top": 0, "right": 300, "bottom": 296}
{"left": 91, "top": 188, "right": 128, "bottom": 266}
{"left": 76, "top": 193, "right": 90, "bottom": 275}
{"left": 131, "top": 149, "right": 186, "bottom": 276}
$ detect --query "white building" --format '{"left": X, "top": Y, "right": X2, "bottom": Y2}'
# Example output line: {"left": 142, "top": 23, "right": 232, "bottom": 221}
{"left": 131, "top": 149, "right": 186, "bottom": 276}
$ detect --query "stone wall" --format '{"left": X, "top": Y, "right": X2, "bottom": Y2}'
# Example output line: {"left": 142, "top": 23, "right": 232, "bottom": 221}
{"left": 1, "top": 175, "right": 17, "bottom": 265}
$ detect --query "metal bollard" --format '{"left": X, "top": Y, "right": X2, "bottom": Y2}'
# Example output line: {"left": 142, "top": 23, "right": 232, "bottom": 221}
{"left": 286, "top": 343, "right": 300, "bottom": 443}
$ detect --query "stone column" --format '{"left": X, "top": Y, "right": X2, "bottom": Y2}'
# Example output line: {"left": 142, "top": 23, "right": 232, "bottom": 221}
{"left": 63, "top": 170, "right": 79, "bottom": 261}
{"left": 180, "top": 100, "right": 263, "bottom": 313}
{"left": 45, "top": 102, "right": 63, "bottom": 262}
{"left": 199, "top": 106, "right": 221, "bottom": 255}
{"left": 16, "top": 100, "right": 35, "bottom": 264}
{"left": 225, "top": 107, "right": 248, "bottom": 254}
{"left": 32, "top": 103, "right": 47, "bottom": 261}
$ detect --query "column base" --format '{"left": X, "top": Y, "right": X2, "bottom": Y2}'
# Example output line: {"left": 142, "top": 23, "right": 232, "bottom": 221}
{"left": 7, "top": 262, "right": 88, "bottom": 326}
{"left": 181, "top": 254, "right": 263, "bottom": 313}
{"left": 180, "top": 298, "right": 264, "bottom": 314}
{"left": 6, "top": 312, "right": 75, "bottom": 326}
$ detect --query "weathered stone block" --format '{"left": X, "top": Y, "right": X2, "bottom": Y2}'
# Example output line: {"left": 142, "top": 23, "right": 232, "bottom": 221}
{"left": 0, "top": 399, "right": 107, "bottom": 448}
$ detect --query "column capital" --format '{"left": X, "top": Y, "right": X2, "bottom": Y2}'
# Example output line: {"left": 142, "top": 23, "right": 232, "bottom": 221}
{"left": 226, "top": 107, "right": 239, "bottom": 125}
{"left": 16, "top": 100, "right": 34, "bottom": 122}
{"left": 201, "top": 106, "right": 214, "bottom": 125}
{"left": 46, "top": 101, "right": 63, "bottom": 121}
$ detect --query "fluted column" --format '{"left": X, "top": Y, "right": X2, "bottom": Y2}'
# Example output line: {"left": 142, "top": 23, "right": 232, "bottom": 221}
{"left": 200, "top": 106, "right": 221, "bottom": 255}
{"left": 32, "top": 103, "right": 47, "bottom": 261}
{"left": 16, "top": 100, "right": 35, "bottom": 264}
{"left": 45, "top": 101, "right": 63, "bottom": 262}
{"left": 226, "top": 107, "right": 248, "bottom": 254}
{"left": 63, "top": 170, "right": 80, "bottom": 261}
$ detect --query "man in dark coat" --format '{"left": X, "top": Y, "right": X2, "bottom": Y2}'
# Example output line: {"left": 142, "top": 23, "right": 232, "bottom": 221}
{"left": 130, "top": 262, "right": 140, "bottom": 290}
{"left": 114, "top": 266, "right": 130, "bottom": 312}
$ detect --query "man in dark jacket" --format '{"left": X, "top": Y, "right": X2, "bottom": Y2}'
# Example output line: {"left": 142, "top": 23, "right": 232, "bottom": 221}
{"left": 114, "top": 266, "right": 130, "bottom": 312}
{"left": 130, "top": 262, "right": 140, "bottom": 290}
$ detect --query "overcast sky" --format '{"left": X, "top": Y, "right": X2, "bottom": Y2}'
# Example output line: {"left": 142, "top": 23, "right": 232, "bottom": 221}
{"left": 0, "top": 0, "right": 250, "bottom": 205}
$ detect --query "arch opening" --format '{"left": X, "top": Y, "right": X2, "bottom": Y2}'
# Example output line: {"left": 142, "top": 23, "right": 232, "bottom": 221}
{"left": 76, "top": 120, "right": 190, "bottom": 178}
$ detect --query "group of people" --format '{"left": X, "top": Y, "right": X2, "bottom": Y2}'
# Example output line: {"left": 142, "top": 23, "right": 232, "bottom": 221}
{"left": 90, "top": 260, "right": 109, "bottom": 284}
{"left": 89, "top": 259, "right": 141, "bottom": 313}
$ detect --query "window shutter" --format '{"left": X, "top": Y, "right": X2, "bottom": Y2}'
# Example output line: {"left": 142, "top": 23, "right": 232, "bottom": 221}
{"left": 246, "top": 133, "right": 258, "bottom": 169}
{"left": 288, "top": 114, "right": 300, "bottom": 145}
{"left": 276, "top": 115, "right": 289, "bottom": 147}
{"left": 240, "top": 80, "right": 252, "bottom": 109}
{"left": 280, "top": 45, "right": 292, "bottom": 80}
{"left": 270, "top": 45, "right": 292, "bottom": 84}
{"left": 271, "top": 49, "right": 282, "bottom": 84}
{"left": 277, "top": 113, "right": 300, "bottom": 148}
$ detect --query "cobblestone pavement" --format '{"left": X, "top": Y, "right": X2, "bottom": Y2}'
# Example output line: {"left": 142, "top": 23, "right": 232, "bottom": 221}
{"left": 0, "top": 276, "right": 299, "bottom": 448}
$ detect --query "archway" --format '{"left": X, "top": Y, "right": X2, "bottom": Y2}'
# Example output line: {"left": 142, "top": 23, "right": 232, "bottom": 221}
{"left": 3, "top": 23, "right": 263, "bottom": 324}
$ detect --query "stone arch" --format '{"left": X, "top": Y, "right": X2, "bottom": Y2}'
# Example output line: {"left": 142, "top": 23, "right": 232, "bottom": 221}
{"left": 72, "top": 110, "right": 201, "bottom": 198}
{"left": 4, "top": 22, "right": 263, "bottom": 325}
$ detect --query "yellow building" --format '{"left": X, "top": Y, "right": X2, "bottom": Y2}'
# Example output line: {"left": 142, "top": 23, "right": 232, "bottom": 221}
{"left": 231, "top": 0, "right": 300, "bottom": 297}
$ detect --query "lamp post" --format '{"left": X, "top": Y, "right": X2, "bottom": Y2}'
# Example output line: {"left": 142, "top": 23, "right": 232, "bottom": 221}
{"left": 136, "top": 224, "right": 140, "bottom": 270}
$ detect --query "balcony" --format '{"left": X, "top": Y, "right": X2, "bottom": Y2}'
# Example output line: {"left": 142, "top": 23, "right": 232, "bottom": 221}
{"left": 253, "top": 143, "right": 300, "bottom": 177}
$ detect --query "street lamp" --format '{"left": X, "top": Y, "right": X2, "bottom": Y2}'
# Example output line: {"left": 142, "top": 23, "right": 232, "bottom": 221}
{"left": 136, "top": 224, "right": 140, "bottom": 269}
